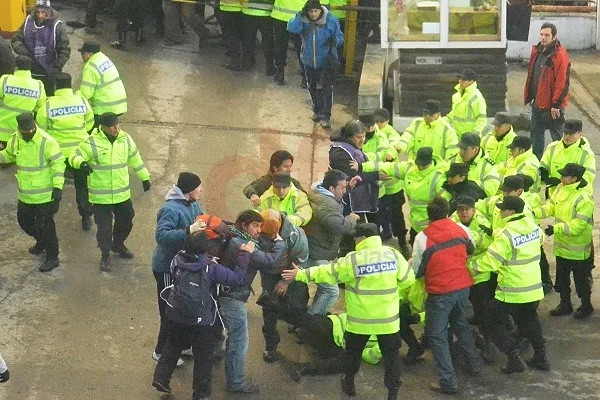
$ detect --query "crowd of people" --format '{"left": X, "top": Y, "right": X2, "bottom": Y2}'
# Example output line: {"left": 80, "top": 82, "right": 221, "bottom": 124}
{"left": 0, "top": 3, "right": 596, "bottom": 399}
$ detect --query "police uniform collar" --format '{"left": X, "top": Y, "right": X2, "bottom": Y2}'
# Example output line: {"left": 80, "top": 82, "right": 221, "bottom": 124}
{"left": 54, "top": 88, "right": 73, "bottom": 96}
{"left": 505, "top": 213, "right": 526, "bottom": 223}
{"left": 14, "top": 70, "right": 33, "bottom": 78}
{"left": 355, "top": 235, "right": 383, "bottom": 251}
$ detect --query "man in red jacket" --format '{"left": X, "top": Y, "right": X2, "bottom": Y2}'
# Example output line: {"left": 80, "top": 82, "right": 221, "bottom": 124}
{"left": 412, "top": 197, "right": 482, "bottom": 394}
{"left": 523, "top": 22, "right": 570, "bottom": 159}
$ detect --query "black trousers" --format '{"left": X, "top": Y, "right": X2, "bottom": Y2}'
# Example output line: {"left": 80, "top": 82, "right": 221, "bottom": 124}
{"left": 376, "top": 190, "right": 407, "bottom": 242}
{"left": 399, "top": 303, "right": 421, "bottom": 351}
{"left": 153, "top": 321, "right": 214, "bottom": 399}
{"left": 34, "top": 74, "right": 55, "bottom": 96}
{"left": 241, "top": 15, "right": 274, "bottom": 67}
{"left": 344, "top": 331, "right": 401, "bottom": 391}
{"left": 555, "top": 256, "right": 593, "bottom": 300}
{"left": 540, "top": 246, "right": 552, "bottom": 286}
{"left": 17, "top": 201, "right": 59, "bottom": 258}
{"left": 153, "top": 271, "right": 172, "bottom": 354}
{"left": 489, "top": 299, "right": 546, "bottom": 356}
{"left": 272, "top": 19, "right": 302, "bottom": 72}
{"left": 469, "top": 280, "right": 495, "bottom": 341}
{"left": 260, "top": 272, "right": 309, "bottom": 351}
{"left": 65, "top": 161, "right": 93, "bottom": 218}
{"left": 305, "top": 67, "right": 333, "bottom": 120}
{"left": 93, "top": 199, "right": 135, "bottom": 254}
{"left": 409, "top": 228, "right": 418, "bottom": 246}
{"left": 221, "top": 11, "right": 244, "bottom": 59}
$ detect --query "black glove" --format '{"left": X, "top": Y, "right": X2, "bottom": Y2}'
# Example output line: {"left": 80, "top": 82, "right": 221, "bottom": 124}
{"left": 539, "top": 167, "right": 549, "bottom": 183}
{"left": 52, "top": 188, "right": 62, "bottom": 214}
{"left": 0, "top": 369, "right": 9, "bottom": 383}
{"left": 80, "top": 162, "right": 93, "bottom": 176}
{"left": 480, "top": 225, "right": 493, "bottom": 237}
{"left": 545, "top": 177, "right": 561, "bottom": 187}
{"left": 441, "top": 181, "right": 452, "bottom": 192}
{"left": 327, "top": 37, "right": 337, "bottom": 47}
{"left": 142, "top": 180, "right": 151, "bottom": 192}
{"left": 544, "top": 225, "right": 554, "bottom": 236}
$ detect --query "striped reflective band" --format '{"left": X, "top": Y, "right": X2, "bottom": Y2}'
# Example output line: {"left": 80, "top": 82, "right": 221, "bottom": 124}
{"left": 452, "top": 95, "right": 479, "bottom": 122}
{"left": 347, "top": 314, "right": 399, "bottom": 325}
{"left": 575, "top": 213, "right": 592, "bottom": 223}
{"left": 272, "top": 5, "right": 298, "bottom": 14}
{"left": 92, "top": 163, "right": 128, "bottom": 170}
{"left": 555, "top": 242, "right": 592, "bottom": 252}
{"left": 345, "top": 286, "right": 398, "bottom": 296}
{"left": 19, "top": 186, "right": 53, "bottom": 194}
{"left": 94, "top": 98, "right": 127, "bottom": 107}
{"left": 89, "top": 186, "right": 130, "bottom": 195}
{"left": 133, "top": 164, "right": 147, "bottom": 172}
{"left": 498, "top": 282, "right": 542, "bottom": 293}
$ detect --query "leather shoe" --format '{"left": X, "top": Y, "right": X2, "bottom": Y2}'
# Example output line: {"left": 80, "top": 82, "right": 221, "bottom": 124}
{"left": 38, "top": 257, "right": 59, "bottom": 272}
{"left": 28, "top": 243, "right": 45, "bottom": 255}
{"left": 111, "top": 244, "right": 134, "bottom": 259}
{"left": 574, "top": 303, "right": 594, "bottom": 319}
{"left": 152, "top": 380, "right": 171, "bottom": 393}
{"left": 550, "top": 301, "right": 573, "bottom": 316}
{"left": 429, "top": 382, "right": 458, "bottom": 394}
{"left": 100, "top": 254, "right": 111, "bottom": 272}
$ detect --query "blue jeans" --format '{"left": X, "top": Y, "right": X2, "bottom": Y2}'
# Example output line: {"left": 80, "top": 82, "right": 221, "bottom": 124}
{"left": 425, "top": 288, "right": 482, "bottom": 390}
{"left": 308, "top": 259, "right": 340, "bottom": 316}
{"left": 218, "top": 297, "right": 248, "bottom": 390}
{"left": 530, "top": 106, "right": 564, "bottom": 159}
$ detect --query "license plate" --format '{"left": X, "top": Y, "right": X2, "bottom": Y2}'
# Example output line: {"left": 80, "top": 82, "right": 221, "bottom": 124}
{"left": 415, "top": 56, "right": 442, "bottom": 65}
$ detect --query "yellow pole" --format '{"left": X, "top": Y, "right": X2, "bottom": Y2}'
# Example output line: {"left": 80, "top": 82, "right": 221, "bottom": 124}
{"left": 344, "top": 0, "right": 358, "bottom": 77}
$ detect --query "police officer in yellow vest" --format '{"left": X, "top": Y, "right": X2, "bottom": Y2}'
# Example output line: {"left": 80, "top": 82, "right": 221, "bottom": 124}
{"left": 542, "top": 163, "right": 595, "bottom": 319}
{"left": 0, "top": 56, "right": 46, "bottom": 147}
{"left": 0, "top": 113, "right": 65, "bottom": 272}
{"left": 36, "top": 72, "right": 95, "bottom": 231}
{"left": 271, "top": 0, "right": 306, "bottom": 85}
{"left": 540, "top": 119, "right": 595, "bottom": 198}
{"left": 472, "top": 196, "right": 550, "bottom": 374}
{"left": 220, "top": 0, "right": 244, "bottom": 69}
{"left": 282, "top": 223, "right": 415, "bottom": 400}
{"left": 77, "top": 41, "right": 127, "bottom": 128}
{"left": 481, "top": 112, "right": 517, "bottom": 165}
{"left": 445, "top": 69, "right": 488, "bottom": 138}
{"left": 236, "top": 0, "right": 275, "bottom": 74}
{"left": 69, "top": 113, "right": 150, "bottom": 272}
{"left": 498, "top": 135, "right": 541, "bottom": 192}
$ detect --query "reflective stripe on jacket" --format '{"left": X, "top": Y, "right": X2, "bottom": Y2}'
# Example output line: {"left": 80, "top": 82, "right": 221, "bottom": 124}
{"left": 0, "top": 71, "right": 46, "bottom": 141}
{"left": 241, "top": 0, "right": 273, "bottom": 16}
{"left": 78, "top": 52, "right": 127, "bottom": 115}
{"left": 271, "top": 0, "right": 305, "bottom": 21}
{"left": 497, "top": 148, "right": 541, "bottom": 193}
{"left": 540, "top": 138, "right": 595, "bottom": 198}
{"left": 0, "top": 127, "right": 65, "bottom": 203}
{"left": 400, "top": 116, "right": 458, "bottom": 161}
{"left": 69, "top": 129, "right": 149, "bottom": 204}
{"left": 480, "top": 127, "right": 516, "bottom": 165}
{"left": 445, "top": 82, "right": 488, "bottom": 137}
{"left": 258, "top": 183, "right": 312, "bottom": 227}
{"left": 448, "top": 150, "right": 500, "bottom": 196}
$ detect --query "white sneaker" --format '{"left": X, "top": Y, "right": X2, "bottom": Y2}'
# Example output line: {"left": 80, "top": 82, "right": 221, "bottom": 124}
{"left": 181, "top": 347, "right": 194, "bottom": 356}
{"left": 152, "top": 351, "right": 184, "bottom": 366}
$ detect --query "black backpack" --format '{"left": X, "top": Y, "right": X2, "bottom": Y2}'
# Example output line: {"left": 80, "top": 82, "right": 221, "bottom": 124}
{"left": 162, "top": 260, "right": 214, "bottom": 325}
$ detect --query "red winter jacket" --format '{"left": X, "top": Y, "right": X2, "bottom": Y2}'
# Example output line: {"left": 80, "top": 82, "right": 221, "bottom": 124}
{"left": 523, "top": 40, "right": 570, "bottom": 110}
{"left": 413, "top": 218, "right": 474, "bottom": 295}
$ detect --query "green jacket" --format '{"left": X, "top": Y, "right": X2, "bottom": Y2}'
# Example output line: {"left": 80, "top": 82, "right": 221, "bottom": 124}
{"left": 69, "top": 128, "right": 150, "bottom": 204}
{"left": 271, "top": 0, "right": 304, "bottom": 21}
{"left": 363, "top": 129, "right": 390, "bottom": 199}
{"left": 0, "top": 127, "right": 65, "bottom": 204}
{"left": 448, "top": 150, "right": 500, "bottom": 196}
{"left": 541, "top": 181, "right": 594, "bottom": 260}
{"left": 540, "top": 138, "right": 595, "bottom": 198}
{"left": 497, "top": 148, "right": 541, "bottom": 192}
{"left": 377, "top": 124, "right": 403, "bottom": 195}
{"left": 0, "top": 70, "right": 46, "bottom": 141}
{"left": 445, "top": 82, "right": 488, "bottom": 137}
{"left": 296, "top": 235, "right": 415, "bottom": 335}
{"left": 35, "top": 88, "right": 94, "bottom": 158}
{"left": 242, "top": 0, "right": 274, "bottom": 16}
{"left": 481, "top": 127, "right": 516, "bottom": 165}
{"left": 472, "top": 213, "right": 544, "bottom": 304}
{"left": 399, "top": 116, "right": 458, "bottom": 161}
{"left": 78, "top": 52, "right": 127, "bottom": 116}
{"left": 329, "top": 313, "right": 347, "bottom": 348}
{"left": 451, "top": 211, "right": 493, "bottom": 284}
{"left": 258, "top": 183, "right": 312, "bottom": 227}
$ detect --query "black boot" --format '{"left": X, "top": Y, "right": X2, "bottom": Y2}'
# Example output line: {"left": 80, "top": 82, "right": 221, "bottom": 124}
{"left": 501, "top": 352, "right": 526, "bottom": 374}
{"left": 574, "top": 299, "right": 594, "bottom": 319}
{"left": 111, "top": 243, "right": 134, "bottom": 259}
{"left": 100, "top": 252, "right": 111, "bottom": 272}
{"left": 266, "top": 63, "right": 276, "bottom": 76}
{"left": 135, "top": 27, "right": 146, "bottom": 46}
{"left": 340, "top": 375, "right": 356, "bottom": 396}
{"left": 526, "top": 351, "right": 551, "bottom": 371}
{"left": 81, "top": 216, "right": 92, "bottom": 231}
{"left": 387, "top": 387, "right": 399, "bottom": 400}
{"left": 29, "top": 243, "right": 45, "bottom": 255}
{"left": 274, "top": 68, "right": 284, "bottom": 86}
{"left": 38, "top": 256, "right": 59, "bottom": 272}
{"left": 550, "top": 297, "right": 573, "bottom": 316}
{"left": 482, "top": 341, "right": 498, "bottom": 364}
{"left": 403, "top": 346, "right": 425, "bottom": 365}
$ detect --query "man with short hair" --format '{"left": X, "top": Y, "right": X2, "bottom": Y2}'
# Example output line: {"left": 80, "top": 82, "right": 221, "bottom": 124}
{"left": 398, "top": 99, "right": 458, "bottom": 161}
{"left": 443, "top": 163, "right": 486, "bottom": 214}
{"left": 0, "top": 113, "right": 65, "bottom": 272}
{"left": 445, "top": 69, "right": 488, "bottom": 137}
{"left": 498, "top": 135, "right": 540, "bottom": 192}
{"left": 473, "top": 196, "right": 549, "bottom": 374}
{"left": 542, "top": 163, "right": 595, "bottom": 319}
{"left": 258, "top": 172, "right": 312, "bottom": 227}
{"left": 69, "top": 113, "right": 150, "bottom": 271}
{"left": 448, "top": 132, "right": 501, "bottom": 196}
{"left": 540, "top": 119, "right": 595, "bottom": 198}
{"left": 244, "top": 150, "right": 304, "bottom": 206}
{"left": 0, "top": 56, "right": 46, "bottom": 147}
{"left": 36, "top": 72, "right": 95, "bottom": 230}
{"left": 11, "top": 0, "right": 71, "bottom": 96}
{"left": 412, "top": 197, "right": 481, "bottom": 394}
{"left": 481, "top": 112, "right": 517, "bottom": 165}
{"left": 302, "top": 169, "right": 359, "bottom": 315}
{"left": 77, "top": 41, "right": 127, "bottom": 127}
{"left": 524, "top": 22, "right": 570, "bottom": 159}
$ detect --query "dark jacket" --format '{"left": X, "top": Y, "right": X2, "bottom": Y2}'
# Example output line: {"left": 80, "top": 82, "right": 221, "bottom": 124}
{"left": 262, "top": 213, "right": 310, "bottom": 277}
{"left": 523, "top": 40, "right": 570, "bottom": 110}
{"left": 243, "top": 171, "right": 304, "bottom": 199}
{"left": 303, "top": 183, "right": 357, "bottom": 261}
{"left": 152, "top": 185, "right": 203, "bottom": 273}
{"left": 287, "top": 7, "right": 344, "bottom": 70}
{"left": 11, "top": 8, "right": 71, "bottom": 76}
{"left": 0, "top": 38, "right": 15, "bottom": 77}
{"left": 218, "top": 233, "right": 286, "bottom": 302}
{"left": 165, "top": 251, "right": 250, "bottom": 326}
{"left": 443, "top": 179, "right": 486, "bottom": 214}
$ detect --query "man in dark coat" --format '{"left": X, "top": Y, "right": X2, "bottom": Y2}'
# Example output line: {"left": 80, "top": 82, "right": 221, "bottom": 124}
{"left": 443, "top": 162, "right": 486, "bottom": 214}
{"left": 0, "top": 38, "right": 15, "bottom": 77}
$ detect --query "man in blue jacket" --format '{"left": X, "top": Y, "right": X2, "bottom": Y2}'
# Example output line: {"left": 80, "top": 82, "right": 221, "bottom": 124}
{"left": 288, "top": 0, "right": 343, "bottom": 129}
{"left": 151, "top": 172, "right": 204, "bottom": 365}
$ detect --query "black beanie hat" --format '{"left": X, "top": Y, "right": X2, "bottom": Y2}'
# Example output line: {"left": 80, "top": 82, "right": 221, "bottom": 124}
{"left": 177, "top": 172, "right": 202, "bottom": 194}
{"left": 304, "top": 0, "right": 321, "bottom": 10}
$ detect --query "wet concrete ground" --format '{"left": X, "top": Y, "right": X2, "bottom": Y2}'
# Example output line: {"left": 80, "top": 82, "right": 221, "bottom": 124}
{"left": 0, "top": 3, "right": 600, "bottom": 400}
